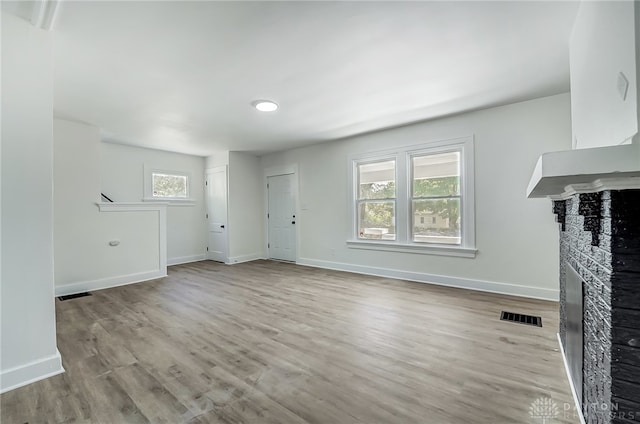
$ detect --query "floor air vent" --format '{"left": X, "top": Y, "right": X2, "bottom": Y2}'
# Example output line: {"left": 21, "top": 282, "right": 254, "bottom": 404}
{"left": 58, "top": 292, "right": 92, "bottom": 301}
{"left": 500, "top": 311, "right": 542, "bottom": 327}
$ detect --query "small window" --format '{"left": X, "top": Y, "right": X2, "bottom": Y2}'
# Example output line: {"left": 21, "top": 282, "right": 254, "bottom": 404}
{"left": 152, "top": 172, "right": 188, "bottom": 198}
{"left": 357, "top": 159, "right": 396, "bottom": 240}
{"left": 143, "top": 166, "right": 194, "bottom": 204}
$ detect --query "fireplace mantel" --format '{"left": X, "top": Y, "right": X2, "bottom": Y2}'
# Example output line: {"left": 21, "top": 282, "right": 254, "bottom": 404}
{"left": 527, "top": 143, "right": 640, "bottom": 200}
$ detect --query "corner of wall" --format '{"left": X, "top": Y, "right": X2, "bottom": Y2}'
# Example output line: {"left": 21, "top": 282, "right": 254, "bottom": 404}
{"left": 0, "top": 351, "right": 64, "bottom": 394}
{"left": 1, "top": 12, "right": 60, "bottom": 394}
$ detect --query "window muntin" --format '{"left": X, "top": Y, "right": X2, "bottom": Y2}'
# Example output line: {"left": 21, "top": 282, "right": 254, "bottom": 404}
{"left": 411, "top": 151, "right": 461, "bottom": 245}
{"left": 357, "top": 159, "right": 396, "bottom": 240}
{"left": 152, "top": 172, "right": 188, "bottom": 198}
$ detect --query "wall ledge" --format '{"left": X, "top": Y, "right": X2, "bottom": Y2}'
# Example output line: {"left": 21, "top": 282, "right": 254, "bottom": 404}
{"left": 96, "top": 202, "right": 168, "bottom": 211}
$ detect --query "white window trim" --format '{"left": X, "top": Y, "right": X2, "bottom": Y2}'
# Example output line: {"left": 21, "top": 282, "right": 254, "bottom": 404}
{"left": 347, "top": 136, "right": 476, "bottom": 258}
{"left": 345, "top": 239, "right": 477, "bottom": 258}
{"left": 354, "top": 155, "right": 399, "bottom": 241}
{"left": 143, "top": 166, "right": 195, "bottom": 205}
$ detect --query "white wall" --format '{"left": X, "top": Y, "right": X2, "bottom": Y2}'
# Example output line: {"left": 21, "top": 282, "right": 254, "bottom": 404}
{"left": 261, "top": 93, "right": 572, "bottom": 300}
{"left": 205, "top": 151, "right": 229, "bottom": 168}
{"left": 1, "top": 13, "right": 63, "bottom": 392}
{"left": 570, "top": 0, "right": 638, "bottom": 149}
{"left": 54, "top": 119, "right": 165, "bottom": 294}
{"left": 227, "top": 152, "right": 263, "bottom": 262}
{"left": 101, "top": 142, "right": 207, "bottom": 265}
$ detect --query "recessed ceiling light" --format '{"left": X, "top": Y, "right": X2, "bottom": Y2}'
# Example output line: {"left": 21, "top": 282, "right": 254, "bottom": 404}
{"left": 252, "top": 100, "right": 278, "bottom": 112}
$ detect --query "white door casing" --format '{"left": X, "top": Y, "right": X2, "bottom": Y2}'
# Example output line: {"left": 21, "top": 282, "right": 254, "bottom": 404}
{"left": 267, "top": 173, "right": 296, "bottom": 262}
{"left": 206, "top": 166, "right": 228, "bottom": 263}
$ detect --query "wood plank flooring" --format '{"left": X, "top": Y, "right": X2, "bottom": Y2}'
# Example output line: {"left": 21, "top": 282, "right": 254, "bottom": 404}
{"left": 1, "top": 260, "right": 578, "bottom": 423}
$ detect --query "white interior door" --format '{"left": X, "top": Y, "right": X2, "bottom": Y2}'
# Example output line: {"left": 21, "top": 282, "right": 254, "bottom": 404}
{"left": 268, "top": 174, "right": 296, "bottom": 262}
{"left": 206, "top": 166, "right": 228, "bottom": 263}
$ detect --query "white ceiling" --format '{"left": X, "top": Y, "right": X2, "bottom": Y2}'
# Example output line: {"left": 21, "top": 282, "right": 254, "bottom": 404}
{"left": 8, "top": 1, "right": 580, "bottom": 156}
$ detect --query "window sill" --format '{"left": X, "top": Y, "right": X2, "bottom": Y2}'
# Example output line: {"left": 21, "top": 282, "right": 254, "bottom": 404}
{"left": 142, "top": 197, "right": 196, "bottom": 206}
{"left": 346, "top": 239, "right": 477, "bottom": 258}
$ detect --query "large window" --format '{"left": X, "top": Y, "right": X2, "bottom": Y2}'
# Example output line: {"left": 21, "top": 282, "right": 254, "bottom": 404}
{"left": 411, "top": 151, "right": 460, "bottom": 244}
{"left": 357, "top": 159, "right": 396, "bottom": 240}
{"left": 349, "top": 137, "right": 475, "bottom": 257}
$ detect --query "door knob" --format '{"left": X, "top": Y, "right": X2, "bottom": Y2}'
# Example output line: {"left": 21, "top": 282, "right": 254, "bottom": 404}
{"left": 291, "top": 221, "right": 296, "bottom": 225}
{"left": 220, "top": 225, "right": 225, "bottom": 228}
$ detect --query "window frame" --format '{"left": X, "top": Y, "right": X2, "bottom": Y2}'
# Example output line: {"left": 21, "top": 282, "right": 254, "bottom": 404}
{"left": 355, "top": 157, "right": 398, "bottom": 241}
{"left": 409, "top": 147, "right": 462, "bottom": 246}
{"left": 347, "top": 136, "right": 476, "bottom": 258}
{"left": 143, "top": 166, "right": 195, "bottom": 205}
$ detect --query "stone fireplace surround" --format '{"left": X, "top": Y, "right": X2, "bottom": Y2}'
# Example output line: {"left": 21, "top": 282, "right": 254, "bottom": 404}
{"left": 553, "top": 190, "right": 640, "bottom": 423}
{"left": 528, "top": 142, "right": 640, "bottom": 424}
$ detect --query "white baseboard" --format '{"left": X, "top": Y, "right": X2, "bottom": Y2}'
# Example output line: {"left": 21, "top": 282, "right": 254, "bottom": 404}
{"left": 168, "top": 254, "right": 207, "bottom": 266}
{"left": 55, "top": 269, "right": 167, "bottom": 297}
{"left": 296, "top": 257, "right": 559, "bottom": 301}
{"left": 557, "top": 333, "right": 586, "bottom": 424}
{"left": 0, "top": 350, "right": 65, "bottom": 394}
{"left": 226, "top": 253, "right": 264, "bottom": 265}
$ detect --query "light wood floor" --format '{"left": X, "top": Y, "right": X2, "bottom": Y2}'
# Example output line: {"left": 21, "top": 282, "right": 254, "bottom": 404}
{"left": 1, "top": 260, "right": 577, "bottom": 423}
